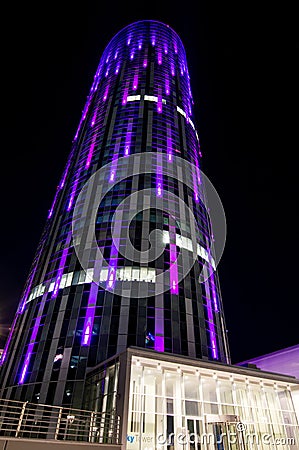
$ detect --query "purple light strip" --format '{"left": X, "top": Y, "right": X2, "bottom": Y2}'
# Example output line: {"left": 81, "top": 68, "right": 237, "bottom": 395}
{"left": 192, "top": 171, "right": 199, "bottom": 203}
{"left": 86, "top": 132, "right": 97, "bottom": 169}
{"left": 124, "top": 121, "right": 133, "bottom": 157}
{"left": 206, "top": 297, "right": 218, "bottom": 359}
{"left": 195, "top": 157, "right": 202, "bottom": 186}
{"left": 0, "top": 314, "right": 18, "bottom": 365}
{"left": 143, "top": 47, "right": 148, "bottom": 68}
{"left": 133, "top": 71, "right": 139, "bottom": 90}
{"left": 91, "top": 110, "right": 97, "bottom": 127}
{"left": 94, "top": 78, "right": 100, "bottom": 92}
{"left": 81, "top": 282, "right": 98, "bottom": 346}
{"left": 109, "top": 170, "right": 115, "bottom": 182}
{"left": 59, "top": 157, "right": 72, "bottom": 189}
{"left": 202, "top": 262, "right": 219, "bottom": 359}
{"left": 106, "top": 220, "right": 121, "bottom": 293}
{"left": 154, "top": 336, "right": 164, "bottom": 352}
{"left": 169, "top": 224, "right": 178, "bottom": 294}
{"left": 74, "top": 96, "right": 92, "bottom": 140}
{"left": 82, "top": 98, "right": 91, "bottom": 121}
{"left": 109, "top": 141, "right": 120, "bottom": 182}
{"left": 103, "top": 85, "right": 109, "bottom": 101}
{"left": 19, "top": 315, "right": 42, "bottom": 384}
{"left": 158, "top": 50, "right": 162, "bottom": 65}
{"left": 157, "top": 98, "right": 162, "bottom": 113}
{"left": 19, "top": 265, "right": 38, "bottom": 314}
{"left": 198, "top": 144, "right": 202, "bottom": 158}
{"left": 157, "top": 88, "right": 162, "bottom": 113}
{"left": 157, "top": 181, "right": 162, "bottom": 197}
{"left": 165, "top": 76, "right": 170, "bottom": 95}
{"left": 67, "top": 178, "right": 79, "bottom": 211}
{"left": 48, "top": 188, "right": 59, "bottom": 219}
{"left": 171, "top": 63, "right": 175, "bottom": 77}
{"left": 122, "top": 83, "right": 129, "bottom": 105}
{"left": 156, "top": 153, "right": 163, "bottom": 197}
{"left": 74, "top": 126, "right": 80, "bottom": 141}
{"left": 106, "top": 235, "right": 119, "bottom": 292}
{"left": 167, "top": 127, "right": 173, "bottom": 161}
{"left": 115, "top": 63, "right": 120, "bottom": 74}
{"left": 52, "top": 246, "right": 69, "bottom": 299}
{"left": 209, "top": 271, "right": 219, "bottom": 312}
{"left": 106, "top": 259, "right": 117, "bottom": 290}
{"left": 187, "top": 75, "right": 192, "bottom": 98}
{"left": 205, "top": 226, "right": 219, "bottom": 313}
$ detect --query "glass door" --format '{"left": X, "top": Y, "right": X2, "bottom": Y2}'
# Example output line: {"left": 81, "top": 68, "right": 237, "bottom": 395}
{"left": 206, "top": 421, "right": 246, "bottom": 450}
{"left": 186, "top": 418, "right": 202, "bottom": 450}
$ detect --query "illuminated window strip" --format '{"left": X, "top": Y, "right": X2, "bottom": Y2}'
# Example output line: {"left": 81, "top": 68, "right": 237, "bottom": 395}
{"left": 144, "top": 95, "right": 166, "bottom": 104}
{"left": 26, "top": 267, "right": 156, "bottom": 304}
{"left": 25, "top": 238, "right": 215, "bottom": 304}
{"left": 163, "top": 231, "right": 216, "bottom": 269}
{"left": 126, "top": 95, "right": 198, "bottom": 126}
{"left": 127, "top": 95, "right": 141, "bottom": 101}
{"left": 126, "top": 92, "right": 199, "bottom": 135}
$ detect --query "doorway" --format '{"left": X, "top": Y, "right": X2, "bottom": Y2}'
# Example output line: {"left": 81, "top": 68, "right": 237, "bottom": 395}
{"left": 186, "top": 417, "right": 203, "bottom": 449}
{"left": 206, "top": 420, "right": 246, "bottom": 450}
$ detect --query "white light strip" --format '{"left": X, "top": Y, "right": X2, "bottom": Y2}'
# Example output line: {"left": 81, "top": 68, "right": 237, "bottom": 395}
{"left": 144, "top": 94, "right": 157, "bottom": 102}
{"left": 127, "top": 95, "right": 141, "bottom": 102}
{"left": 176, "top": 105, "right": 186, "bottom": 118}
{"left": 26, "top": 267, "right": 156, "bottom": 304}
{"left": 163, "top": 231, "right": 215, "bottom": 268}
{"left": 125, "top": 94, "right": 198, "bottom": 135}
{"left": 189, "top": 118, "right": 195, "bottom": 130}
{"left": 26, "top": 236, "right": 215, "bottom": 304}
{"left": 144, "top": 95, "right": 166, "bottom": 104}
{"left": 27, "top": 236, "right": 216, "bottom": 303}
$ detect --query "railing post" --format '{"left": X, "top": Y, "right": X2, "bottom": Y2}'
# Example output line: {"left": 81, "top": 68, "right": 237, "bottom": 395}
{"left": 15, "top": 401, "right": 28, "bottom": 437}
{"left": 55, "top": 408, "right": 63, "bottom": 440}
{"left": 89, "top": 411, "right": 95, "bottom": 443}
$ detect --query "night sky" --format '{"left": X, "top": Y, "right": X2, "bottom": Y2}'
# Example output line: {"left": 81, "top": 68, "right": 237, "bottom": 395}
{"left": 0, "top": 2, "right": 298, "bottom": 364}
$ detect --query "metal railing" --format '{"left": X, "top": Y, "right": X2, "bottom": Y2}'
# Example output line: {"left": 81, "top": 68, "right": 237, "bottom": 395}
{"left": 0, "top": 398, "right": 120, "bottom": 444}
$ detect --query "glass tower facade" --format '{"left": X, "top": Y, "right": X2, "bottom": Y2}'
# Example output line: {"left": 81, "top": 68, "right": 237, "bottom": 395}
{"left": 0, "top": 20, "right": 230, "bottom": 409}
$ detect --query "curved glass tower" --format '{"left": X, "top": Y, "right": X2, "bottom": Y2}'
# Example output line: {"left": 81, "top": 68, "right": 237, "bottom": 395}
{"left": 0, "top": 20, "right": 230, "bottom": 409}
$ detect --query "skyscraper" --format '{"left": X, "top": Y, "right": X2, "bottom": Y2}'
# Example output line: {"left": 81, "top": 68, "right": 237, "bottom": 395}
{"left": 0, "top": 20, "right": 230, "bottom": 409}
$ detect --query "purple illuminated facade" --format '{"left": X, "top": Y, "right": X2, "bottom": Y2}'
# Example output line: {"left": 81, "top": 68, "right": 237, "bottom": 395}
{"left": 0, "top": 21, "right": 230, "bottom": 409}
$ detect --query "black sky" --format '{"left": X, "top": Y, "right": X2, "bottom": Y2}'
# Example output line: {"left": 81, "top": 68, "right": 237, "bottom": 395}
{"left": 0, "top": 1, "right": 298, "bottom": 364}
